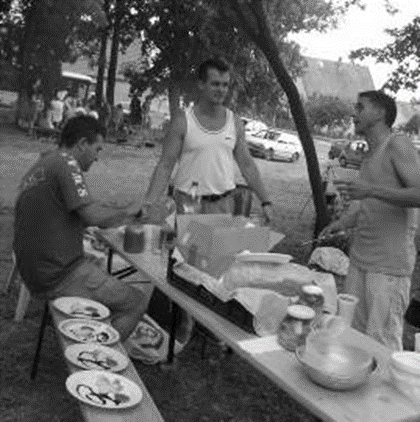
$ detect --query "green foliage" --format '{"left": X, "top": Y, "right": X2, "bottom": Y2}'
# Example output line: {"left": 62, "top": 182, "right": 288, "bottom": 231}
{"left": 350, "top": 16, "right": 420, "bottom": 93}
{"left": 123, "top": 0, "right": 350, "bottom": 120}
{"left": 404, "top": 114, "right": 420, "bottom": 135}
{"left": 0, "top": 0, "right": 106, "bottom": 102}
{"left": 304, "top": 94, "right": 353, "bottom": 130}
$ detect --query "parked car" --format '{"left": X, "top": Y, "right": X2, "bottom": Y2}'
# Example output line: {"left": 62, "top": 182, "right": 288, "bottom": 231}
{"left": 241, "top": 117, "right": 267, "bottom": 136}
{"left": 246, "top": 129, "right": 302, "bottom": 162}
{"left": 328, "top": 140, "right": 347, "bottom": 160}
{"left": 338, "top": 140, "right": 368, "bottom": 168}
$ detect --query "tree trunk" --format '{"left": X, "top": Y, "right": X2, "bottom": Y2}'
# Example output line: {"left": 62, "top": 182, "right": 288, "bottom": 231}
{"left": 168, "top": 79, "right": 181, "bottom": 119}
{"left": 106, "top": 0, "right": 124, "bottom": 106}
{"left": 15, "top": 1, "right": 37, "bottom": 126}
{"left": 95, "top": 23, "right": 108, "bottom": 108}
{"left": 261, "top": 42, "right": 329, "bottom": 235}
{"left": 229, "top": 1, "right": 330, "bottom": 235}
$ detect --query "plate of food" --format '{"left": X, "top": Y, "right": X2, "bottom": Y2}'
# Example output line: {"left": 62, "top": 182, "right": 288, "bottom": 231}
{"left": 66, "top": 370, "right": 142, "bottom": 409}
{"left": 235, "top": 251, "right": 293, "bottom": 265}
{"left": 58, "top": 319, "right": 120, "bottom": 345}
{"left": 52, "top": 297, "right": 110, "bottom": 320}
{"left": 65, "top": 344, "right": 129, "bottom": 372}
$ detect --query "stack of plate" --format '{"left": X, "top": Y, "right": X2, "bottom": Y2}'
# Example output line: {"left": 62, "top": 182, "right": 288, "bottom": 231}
{"left": 390, "top": 352, "right": 420, "bottom": 403}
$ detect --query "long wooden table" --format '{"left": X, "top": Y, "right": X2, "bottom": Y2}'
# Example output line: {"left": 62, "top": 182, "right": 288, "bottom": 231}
{"left": 50, "top": 306, "right": 165, "bottom": 422}
{"left": 98, "top": 228, "right": 420, "bottom": 422}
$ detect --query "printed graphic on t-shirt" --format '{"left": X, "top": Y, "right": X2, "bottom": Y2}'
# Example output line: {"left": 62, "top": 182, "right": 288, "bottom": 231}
{"left": 61, "top": 152, "right": 89, "bottom": 198}
{"left": 20, "top": 167, "right": 46, "bottom": 192}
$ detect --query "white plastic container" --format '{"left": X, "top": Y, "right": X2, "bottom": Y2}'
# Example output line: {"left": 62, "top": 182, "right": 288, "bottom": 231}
{"left": 390, "top": 352, "right": 420, "bottom": 403}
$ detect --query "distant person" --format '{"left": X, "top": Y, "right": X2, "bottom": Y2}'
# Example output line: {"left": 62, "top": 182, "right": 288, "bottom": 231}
{"left": 141, "top": 57, "right": 273, "bottom": 220}
{"left": 63, "top": 93, "right": 77, "bottom": 122}
{"left": 130, "top": 95, "right": 142, "bottom": 125}
{"left": 38, "top": 101, "right": 54, "bottom": 130}
{"left": 112, "top": 104, "right": 125, "bottom": 133}
{"left": 86, "top": 96, "right": 99, "bottom": 120}
{"left": 321, "top": 90, "right": 420, "bottom": 351}
{"left": 13, "top": 116, "right": 146, "bottom": 341}
{"left": 50, "top": 90, "right": 64, "bottom": 129}
{"left": 74, "top": 99, "right": 87, "bottom": 116}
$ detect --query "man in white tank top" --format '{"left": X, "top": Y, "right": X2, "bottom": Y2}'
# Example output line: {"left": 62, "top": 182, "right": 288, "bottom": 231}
{"left": 141, "top": 58, "right": 273, "bottom": 221}
{"left": 321, "top": 90, "right": 420, "bottom": 350}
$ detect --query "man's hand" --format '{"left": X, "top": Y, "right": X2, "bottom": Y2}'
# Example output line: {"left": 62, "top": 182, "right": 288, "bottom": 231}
{"left": 318, "top": 219, "right": 346, "bottom": 239}
{"left": 262, "top": 204, "right": 274, "bottom": 225}
{"left": 334, "top": 180, "right": 373, "bottom": 200}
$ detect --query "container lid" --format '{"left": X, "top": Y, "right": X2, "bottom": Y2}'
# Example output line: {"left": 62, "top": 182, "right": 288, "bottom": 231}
{"left": 391, "top": 352, "right": 420, "bottom": 376}
{"left": 302, "top": 285, "right": 323, "bottom": 295}
{"left": 286, "top": 304, "right": 316, "bottom": 320}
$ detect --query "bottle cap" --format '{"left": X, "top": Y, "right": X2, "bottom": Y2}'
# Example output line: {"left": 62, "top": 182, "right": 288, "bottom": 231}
{"left": 287, "top": 305, "right": 316, "bottom": 320}
{"left": 302, "top": 285, "right": 323, "bottom": 295}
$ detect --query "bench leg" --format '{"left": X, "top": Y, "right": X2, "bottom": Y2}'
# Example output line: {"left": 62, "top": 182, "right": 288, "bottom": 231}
{"left": 4, "top": 262, "right": 19, "bottom": 294}
{"left": 30, "top": 302, "right": 50, "bottom": 380}
{"left": 14, "top": 283, "right": 31, "bottom": 322}
{"left": 166, "top": 301, "right": 180, "bottom": 364}
{"left": 107, "top": 249, "right": 114, "bottom": 274}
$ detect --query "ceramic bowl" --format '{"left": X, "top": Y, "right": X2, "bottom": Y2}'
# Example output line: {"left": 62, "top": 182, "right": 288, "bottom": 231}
{"left": 295, "top": 343, "right": 377, "bottom": 390}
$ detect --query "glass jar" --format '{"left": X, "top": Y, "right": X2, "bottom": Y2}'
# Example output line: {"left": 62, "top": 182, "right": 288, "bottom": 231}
{"left": 277, "top": 305, "right": 316, "bottom": 352}
{"left": 124, "top": 224, "right": 146, "bottom": 253}
{"left": 299, "top": 285, "right": 325, "bottom": 316}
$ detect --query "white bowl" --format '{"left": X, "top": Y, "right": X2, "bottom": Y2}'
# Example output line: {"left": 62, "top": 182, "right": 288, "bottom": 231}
{"left": 390, "top": 352, "right": 420, "bottom": 403}
{"left": 295, "top": 344, "right": 377, "bottom": 390}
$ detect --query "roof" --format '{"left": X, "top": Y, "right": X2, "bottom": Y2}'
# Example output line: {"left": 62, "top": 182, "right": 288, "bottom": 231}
{"left": 297, "top": 56, "right": 375, "bottom": 102}
{"left": 62, "top": 70, "right": 94, "bottom": 83}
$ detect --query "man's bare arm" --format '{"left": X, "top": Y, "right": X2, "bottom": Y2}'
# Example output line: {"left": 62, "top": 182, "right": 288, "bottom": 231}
{"left": 339, "top": 135, "right": 420, "bottom": 207}
{"left": 77, "top": 203, "right": 130, "bottom": 228}
{"left": 143, "top": 112, "right": 186, "bottom": 204}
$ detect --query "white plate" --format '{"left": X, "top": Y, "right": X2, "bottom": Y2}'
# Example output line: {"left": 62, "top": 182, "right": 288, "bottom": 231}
{"left": 53, "top": 297, "right": 110, "bottom": 320}
{"left": 65, "top": 344, "right": 129, "bottom": 372}
{"left": 58, "top": 319, "right": 120, "bottom": 345}
{"left": 236, "top": 252, "right": 293, "bottom": 264}
{"left": 66, "top": 370, "right": 142, "bottom": 409}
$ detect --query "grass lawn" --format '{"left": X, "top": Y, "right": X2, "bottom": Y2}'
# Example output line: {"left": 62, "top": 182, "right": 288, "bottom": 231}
{"left": 0, "top": 123, "right": 418, "bottom": 422}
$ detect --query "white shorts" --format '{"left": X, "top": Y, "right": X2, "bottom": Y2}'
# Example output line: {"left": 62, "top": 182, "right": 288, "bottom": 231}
{"left": 345, "top": 263, "right": 410, "bottom": 351}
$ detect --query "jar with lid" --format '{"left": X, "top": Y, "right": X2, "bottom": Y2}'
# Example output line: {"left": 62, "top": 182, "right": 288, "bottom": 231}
{"left": 277, "top": 305, "right": 316, "bottom": 352}
{"left": 124, "top": 224, "right": 146, "bottom": 253}
{"left": 299, "top": 284, "right": 325, "bottom": 316}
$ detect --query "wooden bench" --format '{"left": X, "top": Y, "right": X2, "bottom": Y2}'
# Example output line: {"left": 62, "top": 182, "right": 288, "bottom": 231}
{"left": 37, "top": 305, "right": 165, "bottom": 422}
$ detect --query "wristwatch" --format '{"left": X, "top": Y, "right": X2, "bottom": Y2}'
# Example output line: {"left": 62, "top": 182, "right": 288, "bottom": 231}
{"left": 261, "top": 201, "right": 272, "bottom": 207}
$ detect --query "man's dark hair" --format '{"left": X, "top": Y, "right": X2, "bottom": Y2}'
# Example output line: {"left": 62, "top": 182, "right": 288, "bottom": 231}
{"left": 197, "top": 57, "right": 230, "bottom": 82}
{"left": 59, "top": 115, "right": 106, "bottom": 148}
{"left": 359, "top": 90, "right": 397, "bottom": 128}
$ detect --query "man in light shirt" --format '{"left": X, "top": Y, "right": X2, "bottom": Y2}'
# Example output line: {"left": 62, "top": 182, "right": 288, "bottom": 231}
{"left": 321, "top": 90, "right": 420, "bottom": 350}
{"left": 141, "top": 58, "right": 273, "bottom": 221}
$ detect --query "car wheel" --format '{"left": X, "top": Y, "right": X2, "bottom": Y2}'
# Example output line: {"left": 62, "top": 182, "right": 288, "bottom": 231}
{"left": 339, "top": 156, "right": 347, "bottom": 168}
{"left": 266, "top": 148, "right": 274, "bottom": 161}
{"left": 290, "top": 152, "right": 299, "bottom": 162}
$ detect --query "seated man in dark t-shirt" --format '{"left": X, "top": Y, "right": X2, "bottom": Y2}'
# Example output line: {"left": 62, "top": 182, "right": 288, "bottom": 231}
{"left": 13, "top": 115, "right": 146, "bottom": 342}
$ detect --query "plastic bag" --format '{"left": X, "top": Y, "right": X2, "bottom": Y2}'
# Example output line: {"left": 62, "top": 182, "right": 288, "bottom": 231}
{"left": 124, "top": 314, "right": 186, "bottom": 365}
{"left": 308, "top": 247, "right": 349, "bottom": 276}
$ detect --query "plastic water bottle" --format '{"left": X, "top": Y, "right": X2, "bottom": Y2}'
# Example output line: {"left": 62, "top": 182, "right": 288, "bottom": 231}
{"left": 183, "top": 181, "right": 201, "bottom": 214}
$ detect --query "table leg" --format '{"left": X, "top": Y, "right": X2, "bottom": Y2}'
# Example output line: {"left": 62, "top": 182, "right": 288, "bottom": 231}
{"left": 107, "top": 248, "right": 113, "bottom": 274}
{"left": 167, "top": 300, "right": 180, "bottom": 364}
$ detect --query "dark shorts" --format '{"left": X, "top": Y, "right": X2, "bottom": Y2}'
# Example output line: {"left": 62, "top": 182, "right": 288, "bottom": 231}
{"left": 47, "top": 259, "right": 139, "bottom": 314}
